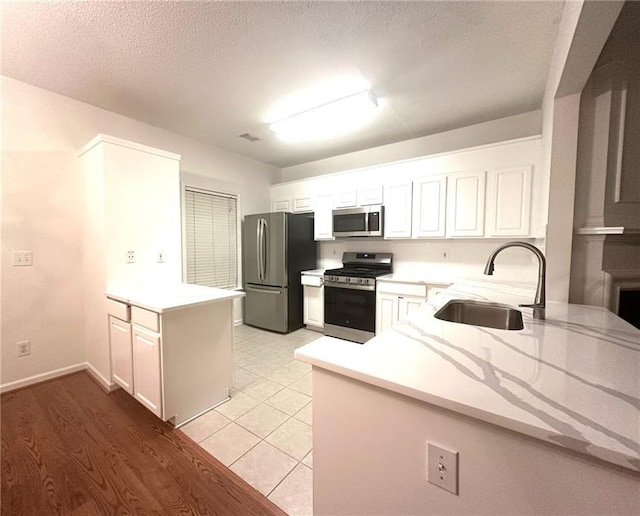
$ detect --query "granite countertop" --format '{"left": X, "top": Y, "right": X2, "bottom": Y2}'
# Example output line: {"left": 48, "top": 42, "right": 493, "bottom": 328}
{"left": 300, "top": 269, "right": 325, "bottom": 277}
{"left": 295, "top": 278, "right": 640, "bottom": 472}
{"left": 106, "top": 283, "right": 245, "bottom": 313}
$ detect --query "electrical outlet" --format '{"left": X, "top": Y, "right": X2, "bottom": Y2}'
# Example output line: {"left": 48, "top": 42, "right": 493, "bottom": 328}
{"left": 157, "top": 251, "right": 165, "bottom": 263}
{"left": 17, "top": 340, "right": 31, "bottom": 357}
{"left": 12, "top": 251, "right": 33, "bottom": 266}
{"left": 126, "top": 250, "right": 136, "bottom": 263}
{"left": 427, "top": 442, "right": 459, "bottom": 495}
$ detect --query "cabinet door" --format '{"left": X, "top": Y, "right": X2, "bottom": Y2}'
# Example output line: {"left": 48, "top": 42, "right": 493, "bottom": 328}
{"left": 293, "top": 196, "right": 314, "bottom": 213}
{"left": 132, "top": 326, "right": 163, "bottom": 419}
{"left": 487, "top": 166, "right": 532, "bottom": 237}
{"left": 398, "top": 296, "right": 426, "bottom": 319}
{"left": 446, "top": 170, "right": 486, "bottom": 237}
{"left": 383, "top": 182, "right": 413, "bottom": 239}
{"left": 304, "top": 285, "right": 324, "bottom": 328}
{"left": 333, "top": 190, "right": 357, "bottom": 208}
{"left": 109, "top": 315, "right": 133, "bottom": 395}
{"left": 376, "top": 294, "right": 399, "bottom": 334}
{"left": 314, "top": 193, "right": 334, "bottom": 240}
{"left": 272, "top": 198, "right": 291, "bottom": 212}
{"left": 412, "top": 175, "right": 447, "bottom": 238}
{"left": 358, "top": 185, "right": 383, "bottom": 206}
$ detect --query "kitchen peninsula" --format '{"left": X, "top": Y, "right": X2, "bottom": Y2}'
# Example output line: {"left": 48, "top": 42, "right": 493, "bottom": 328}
{"left": 106, "top": 283, "right": 244, "bottom": 427}
{"left": 295, "top": 279, "right": 640, "bottom": 515}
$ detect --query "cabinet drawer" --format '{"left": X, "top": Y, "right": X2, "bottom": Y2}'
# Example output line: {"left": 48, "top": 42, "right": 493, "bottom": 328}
{"left": 107, "top": 299, "right": 130, "bottom": 321}
{"left": 301, "top": 274, "right": 323, "bottom": 287}
{"left": 131, "top": 306, "right": 160, "bottom": 332}
{"left": 377, "top": 282, "right": 428, "bottom": 297}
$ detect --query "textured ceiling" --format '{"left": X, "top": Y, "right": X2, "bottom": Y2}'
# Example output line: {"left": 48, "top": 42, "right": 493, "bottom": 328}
{"left": 1, "top": 1, "right": 563, "bottom": 168}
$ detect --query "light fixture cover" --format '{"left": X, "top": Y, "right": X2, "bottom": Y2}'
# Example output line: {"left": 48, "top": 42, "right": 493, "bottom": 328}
{"left": 269, "top": 90, "right": 378, "bottom": 141}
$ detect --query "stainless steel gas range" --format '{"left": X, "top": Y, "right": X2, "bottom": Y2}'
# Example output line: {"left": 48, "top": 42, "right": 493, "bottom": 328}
{"left": 324, "top": 252, "right": 393, "bottom": 344}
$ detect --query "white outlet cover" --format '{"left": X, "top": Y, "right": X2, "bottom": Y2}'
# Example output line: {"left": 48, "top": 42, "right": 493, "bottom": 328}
{"left": 17, "top": 340, "right": 31, "bottom": 357}
{"left": 427, "top": 442, "right": 459, "bottom": 495}
{"left": 12, "top": 251, "right": 33, "bottom": 266}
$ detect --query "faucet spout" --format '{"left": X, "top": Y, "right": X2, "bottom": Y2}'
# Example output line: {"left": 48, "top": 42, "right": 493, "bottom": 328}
{"left": 483, "top": 241, "right": 546, "bottom": 320}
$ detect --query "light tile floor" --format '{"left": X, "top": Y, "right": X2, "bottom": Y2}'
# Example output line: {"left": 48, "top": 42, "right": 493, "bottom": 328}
{"left": 179, "top": 324, "right": 321, "bottom": 516}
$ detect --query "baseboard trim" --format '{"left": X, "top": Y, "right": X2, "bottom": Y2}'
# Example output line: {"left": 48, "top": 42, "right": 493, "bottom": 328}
{"left": 85, "top": 362, "right": 119, "bottom": 393}
{"left": 1, "top": 363, "right": 87, "bottom": 394}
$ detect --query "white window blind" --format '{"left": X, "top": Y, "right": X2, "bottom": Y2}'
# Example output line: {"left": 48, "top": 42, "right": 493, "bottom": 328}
{"left": 184, "top": 187, "right": 238, "bottom": 289}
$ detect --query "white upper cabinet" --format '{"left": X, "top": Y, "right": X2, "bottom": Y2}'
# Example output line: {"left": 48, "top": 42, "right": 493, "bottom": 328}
{"left": 358, "top": 185, "right": 384, "bottom": 206}
{"left": 314, "top": 192, "right": 334, "bottom": 240}
{"left": 292, "top": 195, "right": 314, "bottom": 213}
{"left": 384, "top": 182, "right": 413, "bottom": 239}
{"left": 446, "top": 170, "right": 486, "bottom": 237}
{"left": 333, "top": 189, "right": 358, "bottom": 208}
{"left": 272, "top": 198, "right": 291, "bottom": 212}
{"left": 412, "top": 175, "right": 447, "bottom": 238}
{"left": 486, "top": 166, "right": 532, "bottom": 237}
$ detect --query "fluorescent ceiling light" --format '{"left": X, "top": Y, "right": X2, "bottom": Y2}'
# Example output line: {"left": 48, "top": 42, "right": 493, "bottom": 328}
{"left": 269, "top": 90, "right": 379, "bottom": 141}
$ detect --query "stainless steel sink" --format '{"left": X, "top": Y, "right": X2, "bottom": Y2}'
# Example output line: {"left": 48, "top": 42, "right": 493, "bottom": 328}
{"left": 434, "top": 299, "right": 524, "bottom": 330}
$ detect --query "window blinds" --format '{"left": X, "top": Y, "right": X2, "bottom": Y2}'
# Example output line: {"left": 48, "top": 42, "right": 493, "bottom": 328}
{"left": 184, "top": 188, "right": 238, "bottom": 290}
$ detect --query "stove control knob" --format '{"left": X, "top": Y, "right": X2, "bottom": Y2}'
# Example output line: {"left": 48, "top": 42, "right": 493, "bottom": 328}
{"left": 359, "top": 278, "right": 366, "bottom": 285}
{"left": 346, "top": 277, "right": 352, "bottom": 283}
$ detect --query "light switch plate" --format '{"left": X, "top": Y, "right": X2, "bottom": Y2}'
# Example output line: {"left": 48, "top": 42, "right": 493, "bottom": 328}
{"left": 427, "top": 442, "right": 459, "bottom": 495}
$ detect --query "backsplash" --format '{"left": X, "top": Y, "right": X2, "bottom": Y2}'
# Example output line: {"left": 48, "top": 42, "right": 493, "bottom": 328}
{"left": 318, "top": 238, "right": 545, "bottom": 284}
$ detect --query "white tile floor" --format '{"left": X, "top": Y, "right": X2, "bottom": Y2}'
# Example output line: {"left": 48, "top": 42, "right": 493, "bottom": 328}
{"left": 179, "top": 324, "right": 321, "bottom": 516}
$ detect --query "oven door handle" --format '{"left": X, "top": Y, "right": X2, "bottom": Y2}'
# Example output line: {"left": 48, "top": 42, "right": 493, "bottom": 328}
{"left": 324, "top": 282, "right": 375, "bottom": 292}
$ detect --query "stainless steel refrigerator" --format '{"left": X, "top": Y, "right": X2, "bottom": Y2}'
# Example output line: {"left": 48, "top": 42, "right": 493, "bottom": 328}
{"left": 243, "top": 212, "right": 317, "bottom": 333}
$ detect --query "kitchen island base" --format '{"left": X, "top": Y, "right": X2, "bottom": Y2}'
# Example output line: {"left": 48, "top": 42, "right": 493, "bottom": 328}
{"left": 312, "top": 367, "right": 640, "bottom": 515}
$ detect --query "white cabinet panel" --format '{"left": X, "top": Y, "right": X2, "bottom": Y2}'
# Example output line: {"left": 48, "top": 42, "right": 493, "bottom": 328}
{"left": 314, "top": 193, "right": 334, "bottom": 240}
{"left": 304, "top": 284, "right": 324, "bottom": 329}
{"left": 399, "top": 297, "right": 425, "bottom": 319}
{"left": 358, "top": 185, "right": 384, "bottom": 206}
{"left": 376, "top": 294, "right": 399, "bottom": 334}
{"left": 293, "top": 196, "right": 314, "bottom": 213}
{"left": 272, "top": 198, "right": 291, "bottom": 212}
{"left": 383, "top": 182, "right": 413, "bottom": 239}
{"left": 487, "top": 166, "right": 532, "bottom": 237}
{"left": 132, "top": 326, "right": 163, "bottom": 418}
{"left": 412, "top": 175, "right": 447, "bottom": 238}
{"left": 333, "top": 190, "right": 357, "bottom": 208}
{"left": 447, "top": 170, "right": 486, "bottom": 237}
{"left": 109, "top": 316, "right": 133, "bottom": 395}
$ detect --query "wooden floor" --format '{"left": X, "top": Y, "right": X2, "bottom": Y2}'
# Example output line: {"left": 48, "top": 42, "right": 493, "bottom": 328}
{"left": 1, "top": 372, "right": 286, "bottom": 515}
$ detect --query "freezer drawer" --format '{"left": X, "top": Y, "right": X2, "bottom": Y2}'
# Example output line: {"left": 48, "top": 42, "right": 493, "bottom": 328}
{"left": 244, "top": 284, "right": 288, "bottom": 333}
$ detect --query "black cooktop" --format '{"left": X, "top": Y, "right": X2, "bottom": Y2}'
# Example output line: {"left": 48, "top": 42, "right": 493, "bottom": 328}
{"left": 324, "top": 267, "right": 390, "bottom": 279}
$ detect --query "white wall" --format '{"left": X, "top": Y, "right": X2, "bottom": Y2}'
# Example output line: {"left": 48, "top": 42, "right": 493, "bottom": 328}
{"left": 541, "top": 0, "right": 624, "bottom": 302}
{"left": 279, "top": 111, "right": 541, "bottom": 182}
{"left": 1, "top": 77, "right": 279, "bottom": 390}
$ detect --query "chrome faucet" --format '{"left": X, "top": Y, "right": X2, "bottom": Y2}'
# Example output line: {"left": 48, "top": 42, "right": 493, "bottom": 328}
{"left": 483, "top": 241, "right": 546, "bottom": 320}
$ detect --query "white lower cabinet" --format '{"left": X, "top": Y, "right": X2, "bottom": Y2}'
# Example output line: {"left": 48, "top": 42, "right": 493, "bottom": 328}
{"left": 132, "top": 325, "right": 163, "bottom": 418}
{"left": 376, "top": 282, "right": 429, "bottom": 334}
{"left": 109, "top": 315, "right": 133, "bottom": 395}
{"left": 107, "top": 296, "right": 235, "bottom": 426}
{"left": 302, "top": 274, "right": 324, "bottom": 330}
{"left": 376, "top": 280, "right": 451, "bottom": 334}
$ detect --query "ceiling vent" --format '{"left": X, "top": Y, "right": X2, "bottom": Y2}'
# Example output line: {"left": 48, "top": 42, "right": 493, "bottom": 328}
{"left": 238, "top": 133, "right": 260, "bottom": 142}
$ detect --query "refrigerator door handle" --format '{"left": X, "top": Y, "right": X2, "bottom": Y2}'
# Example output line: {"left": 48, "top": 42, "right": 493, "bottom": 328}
{"left": 262, "top": 218, "right": 268, "bottom": 281}
{"left": 246, "top": 286, "right": 282, "bottom": 295}
{"left": 256, "top": 218, "right": 263, "bottom": 280}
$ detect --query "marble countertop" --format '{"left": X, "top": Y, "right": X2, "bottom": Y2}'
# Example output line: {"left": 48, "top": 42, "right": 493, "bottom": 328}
{"left": 300, "top": 269, "right": 325, "bottom": 277}
{"left": 295, "top": 278, "right": 640, "bottom": 472}
{"left": 106, "top": 283, "right": 245, "bottom": 313}
{"left": 377, "top": 272, "right": 454, "bottom": 286}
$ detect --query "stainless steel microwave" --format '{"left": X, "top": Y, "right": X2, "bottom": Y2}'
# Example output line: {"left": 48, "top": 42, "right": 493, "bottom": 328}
{"left": 332, "top": 205, "right": 384, "bottom": 237}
